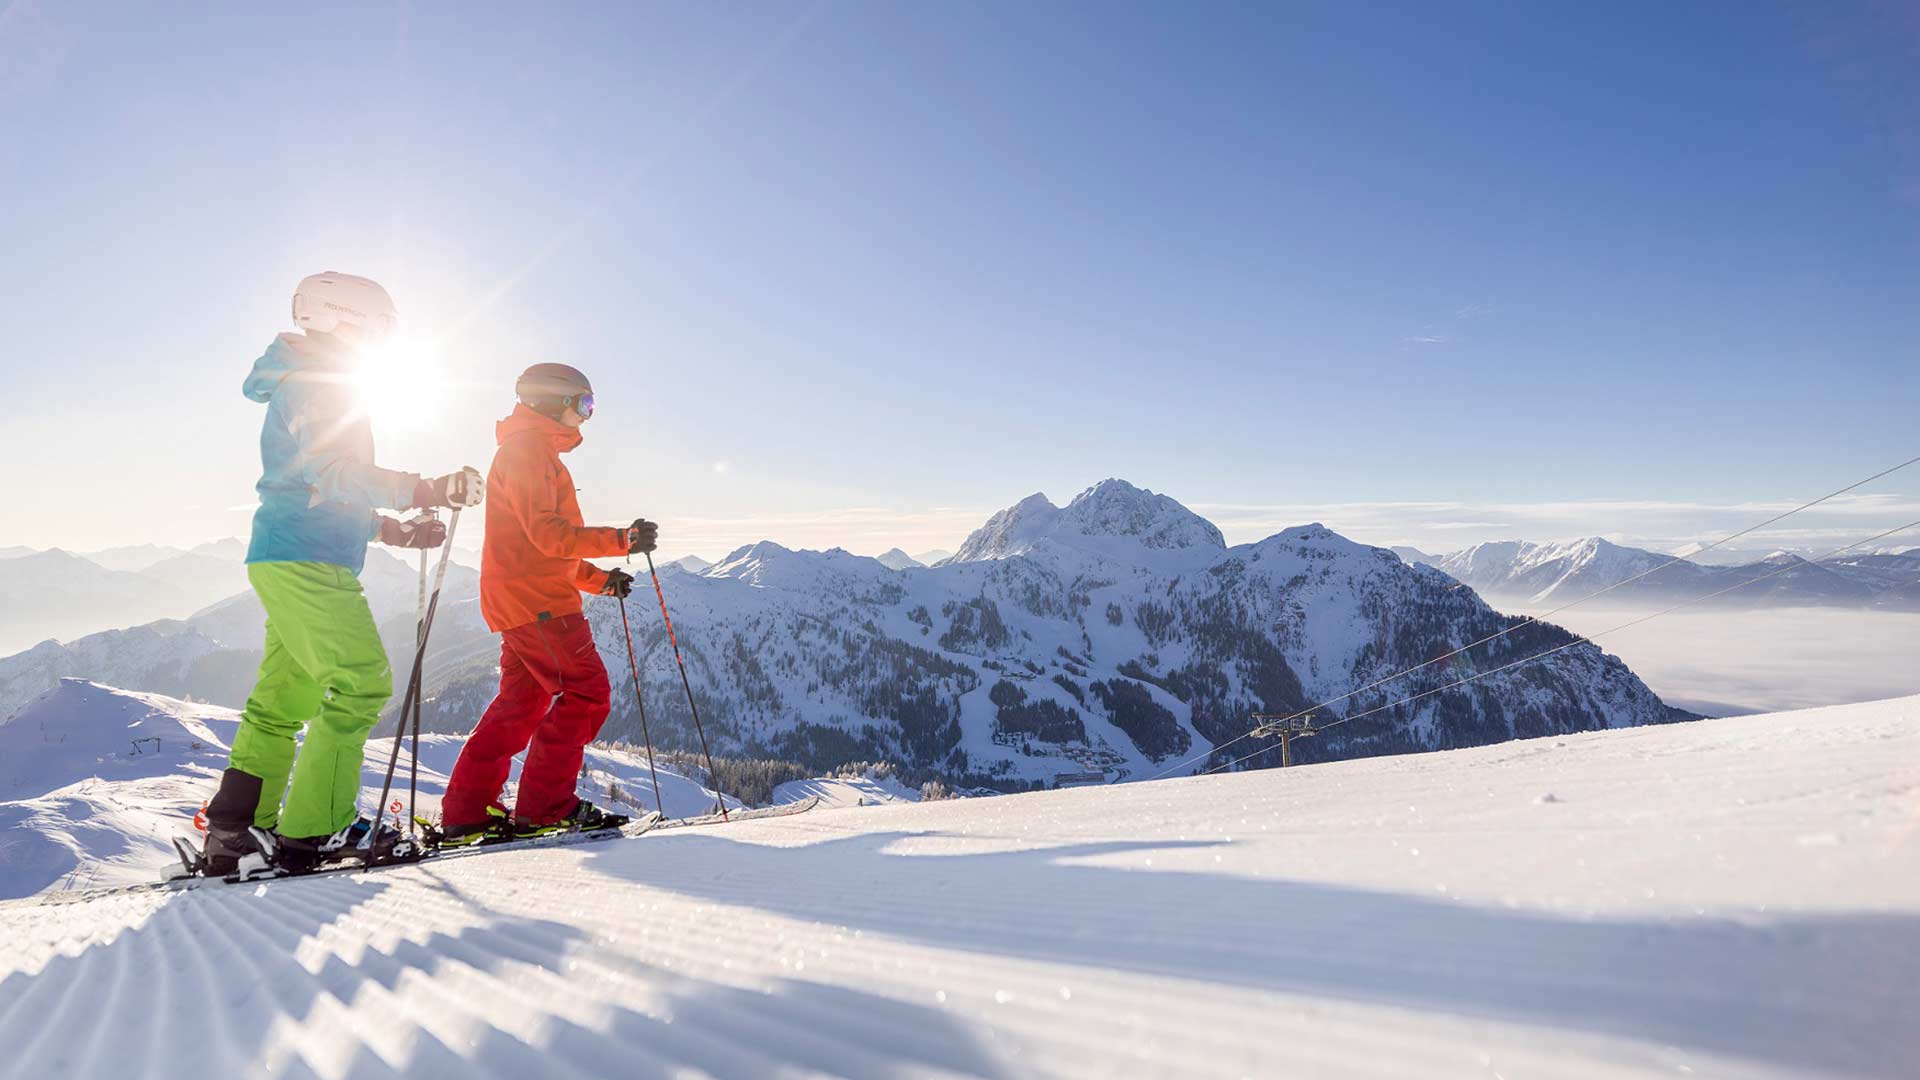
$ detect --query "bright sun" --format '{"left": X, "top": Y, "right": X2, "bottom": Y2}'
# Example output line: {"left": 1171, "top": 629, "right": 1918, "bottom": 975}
{"left": 351, "top": 334, "right": 442, "bottom": 433}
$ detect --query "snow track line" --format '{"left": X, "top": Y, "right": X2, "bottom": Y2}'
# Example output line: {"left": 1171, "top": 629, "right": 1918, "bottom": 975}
{"left": 1155, "top": 452, "right": 1920, "bottom": 779}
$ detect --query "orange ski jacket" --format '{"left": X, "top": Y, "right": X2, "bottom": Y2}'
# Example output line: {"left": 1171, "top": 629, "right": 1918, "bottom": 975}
{"left": 479, "top": 404, "right": 630, "bottom": 632}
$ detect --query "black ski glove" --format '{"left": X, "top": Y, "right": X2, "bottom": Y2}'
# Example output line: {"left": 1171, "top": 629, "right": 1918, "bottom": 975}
{"left": 601, "top": 568, "right": 635, "bottom": 598}
{"left": 627, "top": 518, "right": 659, "bottom": 554}
{"left": 378, "top": 514, "right": 447, "bottom": 550}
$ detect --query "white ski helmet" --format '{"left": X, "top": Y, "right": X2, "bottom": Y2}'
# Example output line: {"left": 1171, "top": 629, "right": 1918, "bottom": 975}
{"left": 290, "top": 271, "right": 398, "bottom": 338}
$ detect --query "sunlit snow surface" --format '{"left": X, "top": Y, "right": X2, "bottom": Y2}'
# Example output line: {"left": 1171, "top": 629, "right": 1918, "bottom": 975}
{"left": 0, "top": 680, "right": 734, "bottom": 899}
{"left": 1, "top": 685, "right": 1915, "bottom": 1077}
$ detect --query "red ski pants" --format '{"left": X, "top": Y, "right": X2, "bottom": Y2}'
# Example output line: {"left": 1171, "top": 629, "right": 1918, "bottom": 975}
{"left": 442, "top": 613, "right": 610, "bottom": 827}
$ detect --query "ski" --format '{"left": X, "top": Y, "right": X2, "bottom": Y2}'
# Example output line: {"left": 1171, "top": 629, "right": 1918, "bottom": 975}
{"left": 21, "top": 797, "right": 822, "bottom": 908}
{"left": 420, "top": 810, "right": 664, "bottom": 863}
{"left": 656, "top": 796, "right": 820, "bottom": 831}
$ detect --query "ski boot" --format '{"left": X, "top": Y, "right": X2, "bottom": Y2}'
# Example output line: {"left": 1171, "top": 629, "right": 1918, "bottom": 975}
{"left": 173, "top": 819, "right": 270, "bottom": 879}
{"left": 272, "top": 816, "right": 423, "bottom": 873}
{"left": 177, "top": 769, "right": 274, "bottom": 879}
{"left": 512, "top": 798, "right": 631, "bottom": 839}
{"left": 421, "top": 804, "right": 511, "bottom": 850}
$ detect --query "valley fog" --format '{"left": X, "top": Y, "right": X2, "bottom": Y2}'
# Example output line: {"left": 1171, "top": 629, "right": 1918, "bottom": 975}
{"left": 1509, "top": 604, "right": 1920, "bottom": 717}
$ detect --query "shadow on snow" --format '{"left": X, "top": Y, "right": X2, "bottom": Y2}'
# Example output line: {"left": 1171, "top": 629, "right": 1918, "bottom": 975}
{"left": 583, "top": 830, "right": 1914, "bottom": 1078}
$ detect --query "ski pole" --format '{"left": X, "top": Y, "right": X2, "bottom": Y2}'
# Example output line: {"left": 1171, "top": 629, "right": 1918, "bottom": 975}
{"left": 644, "top": 551, "right": 728, "bottom": 820}
{"left": 616, "top": 594, "right": 667, "bottom": 818}
{"left": 406, "top": 513, "right": 438, "bottom": 837}
{"left": 368, "top": 508, "right": 462, "bottom": 860}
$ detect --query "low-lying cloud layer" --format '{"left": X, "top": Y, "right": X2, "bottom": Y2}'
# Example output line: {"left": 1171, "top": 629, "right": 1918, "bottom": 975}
{"left": 1508, "top": 604, "right": 1920, "bottom": 717}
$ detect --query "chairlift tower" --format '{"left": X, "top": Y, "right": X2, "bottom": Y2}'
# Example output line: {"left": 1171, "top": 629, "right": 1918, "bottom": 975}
{"left": 1247, "top": 712, "right": 1316, "bottom": 767}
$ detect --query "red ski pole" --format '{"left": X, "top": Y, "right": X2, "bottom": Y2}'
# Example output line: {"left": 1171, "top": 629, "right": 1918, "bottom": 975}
{"left": 644, "top": 551, "right": 728, "bottom": 820}
{"left": 616, "top": 594, "right": 667, "bottom": 819}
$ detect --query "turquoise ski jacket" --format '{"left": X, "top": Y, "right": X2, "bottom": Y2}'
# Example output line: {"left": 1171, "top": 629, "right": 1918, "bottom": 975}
{"left": 241, "top": 334, "right": 420, "bottom": 575}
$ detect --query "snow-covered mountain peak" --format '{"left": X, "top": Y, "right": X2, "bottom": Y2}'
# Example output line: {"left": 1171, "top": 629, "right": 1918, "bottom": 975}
{"left": 1273, "top": 522, "right": 1335, "bottom": 544}
{"left": 949, "top": 493, "right": 1061, "bottom": 563}
{"left": 1439, "top": 536, "right": 1664, "bottom": 589}
{"left": 708, "top": 540, "right": 804, "bottom": 584}
{"left": 1253, "top": 523, "right": 1393, "bottom": 564}
{"left": 670, "top": 554, "right": 714, "bottom": 575}
{"left": 1058, "top": 479, "right": 1225, "bottom": 550}
{"left": 1440, "top": 539, "right": 1526, "bottom": 577}
{"left": 704, "top": 540, "right": 894, "bottom": 592}
{"left": 951, "top": 480, "right": 1224, "bottom": 564}
{"left": 875, "top": 548, "right": 923, "bottom": 571}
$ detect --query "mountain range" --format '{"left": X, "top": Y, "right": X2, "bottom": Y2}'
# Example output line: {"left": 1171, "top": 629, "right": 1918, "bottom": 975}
{"left": 1413, "top": 537, "right": 1920, "bottom": 609}
{"left": 0, "top": 548, "right": 480, "bottom": 721}
{"left": 400, "top": 480, "right": 1686, "bottom": 790}
{"left": 0, "top": 540, "right": 259, "bottom": 655}
{"left": 1, "top": 481, "right": 1697, "bottom": 789}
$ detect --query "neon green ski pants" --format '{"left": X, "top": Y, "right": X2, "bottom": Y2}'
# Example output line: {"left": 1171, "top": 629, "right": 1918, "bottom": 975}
{"left": 226, "top": 561, "right": 394, "bottom": 837}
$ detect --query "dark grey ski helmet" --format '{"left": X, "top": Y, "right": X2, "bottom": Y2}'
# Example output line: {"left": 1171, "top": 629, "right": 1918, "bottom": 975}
{"left": 516, "top": 363, "right": 594, "bottom": 418}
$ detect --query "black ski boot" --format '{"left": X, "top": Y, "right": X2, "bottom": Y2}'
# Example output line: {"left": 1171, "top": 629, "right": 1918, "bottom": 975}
{"left": 183, "top": 820, "right": 266, "bottom": 878}
{"left": 274, "top": 816, "right": 421, "bottom": 873}
{"left": 190, "top": 768, "right": 271, "bottom": 877}
{"left": 512, "top": 798, "right": 630, "bottom": 839}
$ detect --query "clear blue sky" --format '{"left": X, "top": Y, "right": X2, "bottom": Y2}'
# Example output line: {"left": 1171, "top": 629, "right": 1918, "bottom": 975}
{"left": 2, "top": 2, "right": 1916, "bottom": 558}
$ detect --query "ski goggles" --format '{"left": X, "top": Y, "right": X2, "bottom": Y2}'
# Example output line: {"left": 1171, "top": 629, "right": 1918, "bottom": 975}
{"left": 573, "top": 392, "right": 595, "bottom": 420}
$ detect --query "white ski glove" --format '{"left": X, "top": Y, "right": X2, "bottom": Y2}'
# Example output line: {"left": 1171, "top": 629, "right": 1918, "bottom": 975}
{"left": 414, "top": 466, "right": 485, "bottom": 510}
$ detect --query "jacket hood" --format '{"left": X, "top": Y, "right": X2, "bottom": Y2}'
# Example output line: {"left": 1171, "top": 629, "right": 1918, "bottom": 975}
{"left": 243, "top": 333, "right": 346, "bottom": 403}
{"left": 496, "top": 402, "right": 584, "bottom": 453}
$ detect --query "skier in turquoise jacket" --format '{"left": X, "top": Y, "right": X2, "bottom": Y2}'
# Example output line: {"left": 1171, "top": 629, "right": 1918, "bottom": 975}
{"left": 198, "top": 271, "right": 484, "bottom": 876}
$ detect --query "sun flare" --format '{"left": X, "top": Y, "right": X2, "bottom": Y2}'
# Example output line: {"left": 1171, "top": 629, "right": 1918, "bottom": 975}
{"left": 351, "top": 335, "right": 442, "bottom": 433}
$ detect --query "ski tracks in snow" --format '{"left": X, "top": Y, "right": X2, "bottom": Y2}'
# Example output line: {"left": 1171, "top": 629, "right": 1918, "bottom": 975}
{"left": 2, "top": 697, "right": 1918, "bottom": 1078}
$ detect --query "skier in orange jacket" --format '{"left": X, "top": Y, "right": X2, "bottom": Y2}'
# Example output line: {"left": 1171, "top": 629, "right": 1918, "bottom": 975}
{"left": 439, "top": 363, "right": 657, "bottom": 842}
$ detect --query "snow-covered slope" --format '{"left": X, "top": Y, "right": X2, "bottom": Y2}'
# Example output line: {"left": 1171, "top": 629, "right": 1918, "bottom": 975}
{"left": 0, "top": 681, "right": 234, "bottom": 897}
{"left": 772, "top": 768, "right": 923, "bottom": 808}
{"left": 2, "top": 695, "right": 1913, "bottom": 1078}
{"left": 0, "top": 681, "right": 733, "bottom": 900}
